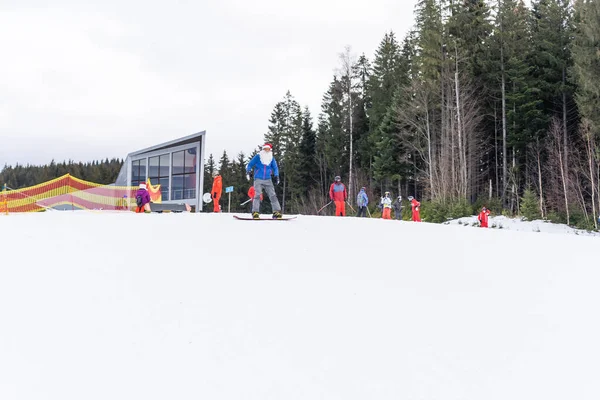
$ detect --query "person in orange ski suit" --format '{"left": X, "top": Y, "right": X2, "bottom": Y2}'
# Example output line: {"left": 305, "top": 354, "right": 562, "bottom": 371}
{"left": 211, "top": 174, "right": 222, "bottom": 212}
{"left": 408, "top": 196, "right": 421, "bottom": 222}
{"left": 329, "top": 176, "right": 347, "bottom": 216}
{"left": 478, "top": 206, "right": 490, "bottom": 228}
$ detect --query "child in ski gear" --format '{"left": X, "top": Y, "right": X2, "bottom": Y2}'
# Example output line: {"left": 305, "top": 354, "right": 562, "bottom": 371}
{"left": 211, "top": 174, "right": 222, "bottom": 213}
{"left": 246, "top": 143, "right": 282, "bottom": 219}
{"left": 478, "top": 206, "right": 490, "bottom": 228}
{"left": 329, "top": 176, "right": 347, "bottom": 216}
{"left": 135, "top": 183, "right": 151, "bottom": 213}
{"left": 408, "top": 196, "right": 421, "bottom": 222}
{"left": 392, "top": 195, "right": 403, "bottom": 220}
{"left": 356, "top": 187, "right": 368, "bottom": 217}
{"left": 380, "top": 191, "right": 392, "bottom": 219}
{"left": 248, "top": 186, "right": 263, "bottom": 202}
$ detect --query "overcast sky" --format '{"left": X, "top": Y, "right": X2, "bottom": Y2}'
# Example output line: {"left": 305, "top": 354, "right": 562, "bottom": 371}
{"left": 0, "top": 0, "right": 417, "bottom": 167}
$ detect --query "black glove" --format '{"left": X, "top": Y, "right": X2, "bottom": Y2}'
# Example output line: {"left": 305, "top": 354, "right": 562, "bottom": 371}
{"left": 213, "top": 192, "right": 217, "bottom": 198}
{"left": 276, "top": 176, "right": 280, "bottom": 185}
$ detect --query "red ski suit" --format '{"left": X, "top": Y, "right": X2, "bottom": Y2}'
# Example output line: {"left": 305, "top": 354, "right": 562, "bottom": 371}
{"left": 329, "top": 182, "right": 347, "bottom": 216}
{"left": 410, "top": 198, "right": 421, "bottom": 222}
{"left": 478, "top": 209, "right": 490, "bottom": 228}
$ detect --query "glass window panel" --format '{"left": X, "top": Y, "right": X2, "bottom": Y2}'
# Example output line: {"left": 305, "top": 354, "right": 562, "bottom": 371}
{"left": 138, "top": 159, "right": 146, "bottom": 182}
{"left": 149, "top": 156, "right": 159, "bottom": 178}
{"left": 183, "top": 173, "right": 196, "bottom": 199}
{"left": 149, "top": 176, "right": 159, "bottom": 185}
{"left": 172, "top": 151, "right": 184, "bottom": 175}
{"left": 131, "top": 160, "right": 139, "bottom": 182}
{"left": 159, "top": 154, "right": 170, "bottom": 177}
{"left": 171, "top": 175, "right": 184, "bottom": 200}
{"left": 159, "top": 177, "right": 170, "bottom": 201}
{"left": 185, "top": 147, "right": 197, "bottom": 173}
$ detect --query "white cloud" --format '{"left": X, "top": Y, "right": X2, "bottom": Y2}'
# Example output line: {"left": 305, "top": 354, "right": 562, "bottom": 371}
{"left": 0, "top": 1, "right": 416, "bottom": 168}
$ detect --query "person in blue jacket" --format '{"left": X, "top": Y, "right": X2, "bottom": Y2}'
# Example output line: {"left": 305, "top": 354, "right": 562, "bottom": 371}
{"left": 356, "top": 187, "right": 368, "bottom": 217}
{"left": 246, "top": 143, "right": 282, "bottom": 219}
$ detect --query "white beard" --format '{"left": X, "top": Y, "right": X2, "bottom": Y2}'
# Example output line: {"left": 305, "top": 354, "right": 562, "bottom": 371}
{"left": 259, "top": 150, "right": 273, "bottom": 165}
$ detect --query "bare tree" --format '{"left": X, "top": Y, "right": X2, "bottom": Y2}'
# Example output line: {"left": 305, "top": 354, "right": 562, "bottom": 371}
{"left": 580, "top": 119, "right": 598, "bottom": 229}
{"left": 546, "top": 118, "right": 571, "bottom": 224}
{"left": 338, "top": 46, "right": 357, "bottom": 201}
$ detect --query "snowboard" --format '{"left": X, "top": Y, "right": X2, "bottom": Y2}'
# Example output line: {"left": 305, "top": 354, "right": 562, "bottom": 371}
{"left": 233, "top": 215, "right": 297, "bottom": 221}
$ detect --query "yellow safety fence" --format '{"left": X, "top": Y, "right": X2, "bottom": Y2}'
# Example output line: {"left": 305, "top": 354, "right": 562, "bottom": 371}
{"left": 0, "top": 174, "right": 162, "bottom": 213}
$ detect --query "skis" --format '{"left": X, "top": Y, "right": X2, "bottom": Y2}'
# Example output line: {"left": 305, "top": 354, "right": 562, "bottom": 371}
{"left": 233, "top": 215, "right": 297, "bottom": 221}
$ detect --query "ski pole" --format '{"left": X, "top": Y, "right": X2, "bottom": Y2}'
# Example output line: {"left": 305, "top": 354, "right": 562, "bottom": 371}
{"left": 240, "top": 198, "right": 252, "bottom": 206}
{"left": 317, "top": 201, "right": 332, "bottom": 213}
{"left": 345, "top": 201, "right": 356, "bottom": 213}
{"left": 366, "top": 206, "right": 372, "bottom": 218}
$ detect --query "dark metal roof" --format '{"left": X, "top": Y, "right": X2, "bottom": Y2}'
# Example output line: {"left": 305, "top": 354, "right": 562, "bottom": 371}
{"left": 127, "top": 131, "right": 206, "bottom": 157}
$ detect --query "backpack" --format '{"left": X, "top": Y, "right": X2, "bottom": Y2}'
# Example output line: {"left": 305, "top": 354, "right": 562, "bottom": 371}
{"left": 136, "top": 194, "right": 143, "bottom": 207}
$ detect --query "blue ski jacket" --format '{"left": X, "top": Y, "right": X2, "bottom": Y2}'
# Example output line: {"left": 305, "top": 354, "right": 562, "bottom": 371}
{"left": 247, "top": 154, "right": 279, "bottom": 180}
{"left": 356, "top": 190, "right": 368, "bottom": 207}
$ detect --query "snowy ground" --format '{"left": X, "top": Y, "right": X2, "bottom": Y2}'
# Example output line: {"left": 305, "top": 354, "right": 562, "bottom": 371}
{"left": 1, "top": 211, "right": 599, "bottom": 400}
{"left": 447, "top": 214, "right": 600, "bottom": 237}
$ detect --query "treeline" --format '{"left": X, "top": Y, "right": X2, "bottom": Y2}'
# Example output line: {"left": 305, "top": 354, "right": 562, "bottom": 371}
{"left": 0, "top": 159, "right": 123, "bottom": 188}
{"left": 206, "top": 0, "right": 600, "bottom": 229}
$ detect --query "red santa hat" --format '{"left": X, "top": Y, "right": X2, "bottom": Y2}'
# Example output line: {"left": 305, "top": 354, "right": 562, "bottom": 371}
{"left": 139, "top": 182, "right": 147, "bottom": 189}
{"left": 262, "top": 143, "right": 273, "bottom": 150}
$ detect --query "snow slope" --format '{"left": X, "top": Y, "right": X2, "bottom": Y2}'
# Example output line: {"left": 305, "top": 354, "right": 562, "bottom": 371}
{"left": 448, "top": 214, "right": 600, "bottom": 237}
{"left": 0, "top": 212, "right": 599, "bottom": 400}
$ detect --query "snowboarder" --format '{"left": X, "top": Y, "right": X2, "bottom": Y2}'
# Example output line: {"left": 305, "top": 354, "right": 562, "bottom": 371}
{"left": 356, "top": 187, "right": 368, "bottom": 217}
{"left": 329, "top": 176, "right": 348, "bottom": 216}
{"left": 246, "top": 143, "right": 282, "bottom": 219}
{"left": 380, "top": 191, "right": 392, "bottom": 219}
{"left": 135, "top": 182, "right": 151, "bottom": 213}
{"left": 478, "top": 206, "right": 490, "bottom": 228}
{"left": 408, "top": 196, "right": 421, "bottom": 222}
{"left": 392, "top": 195, "right": 403, "bottom": 220}
{"left": 211, "top": 174, "right": 222, "bottom": 213}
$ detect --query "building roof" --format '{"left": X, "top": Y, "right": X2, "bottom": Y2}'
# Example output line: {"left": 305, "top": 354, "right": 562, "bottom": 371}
{"left": 127, "top": 131, "right": 206, "bottom": 157}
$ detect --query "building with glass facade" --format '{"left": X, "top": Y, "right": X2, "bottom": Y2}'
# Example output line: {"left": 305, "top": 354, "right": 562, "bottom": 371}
{"left": 115, "top": 131, "right": 206, "bottom": 212}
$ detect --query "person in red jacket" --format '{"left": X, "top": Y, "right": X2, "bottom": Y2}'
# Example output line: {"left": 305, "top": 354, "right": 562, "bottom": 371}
{"left": 407, "top": 195, "right": 421, "bottom": 222}
{"left": 211, "top": 174, "right": 222, "bottom": 212}
{"left": 478, "top": 206, "right": 491, "bottom": 228}
{"left": 329, "top": 176, "right": 347, "bottom": 216}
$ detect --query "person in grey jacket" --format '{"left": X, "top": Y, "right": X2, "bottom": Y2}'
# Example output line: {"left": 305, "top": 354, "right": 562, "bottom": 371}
{"left": 356, "top": 187, "right": 368, "bottom": 217}
{"left": 392, "top": 195, "right": 403, "bottom": 220}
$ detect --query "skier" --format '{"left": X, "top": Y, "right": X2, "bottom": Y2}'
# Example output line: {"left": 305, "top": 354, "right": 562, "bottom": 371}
{"left": 356, "top": 187, "right": 368, "bottom": 217}
{"left": 247, "top": 186, "right": 263, "bottom": 202}
{"left": 380, "top": 191, "right": 392, "bottom": 219}
{"left": 211, "top": 174, "right": 222, "bottom": 213}
{"left": 407, "top": 195, "right": 421, "bottom": 222}
{"left": 392, "top": 195, "right": 403, "bottom": 220}
{"left": 478, "top": 206, "right": 491, "bottom": 228}
{"left": 135, "top": 182, "right": 151, "bottom": 213}
{"left": 329, "top": 176, "right": 348, "bottom": 216}
{"left": 246, "top": 143, "right": 282, "bottom": 219}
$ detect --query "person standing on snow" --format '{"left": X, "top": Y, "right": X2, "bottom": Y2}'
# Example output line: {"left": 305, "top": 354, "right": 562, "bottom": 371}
{"left": 329, "top": 176, "right": 348, "bottom": 216}
{"left": 135, "top": 182, "right": 151, "bottom": 213}
{"left": 356, "top": 187, "right": 368, "bottom": 217}
{"left": 211, "top": 174, "right": 222, "bottom": 213}
{"left": 392, "top": 195, "right": 403, "bottom": 220}
{"left": 478, "top": 206, "right": 490, "bottom": 228}
{"left": 407, "top": 195, "right": 421, "bottom": 222}
{"left": 247, "top": 186, "right": 263, "bottom": 202}
{"left": 380, "top": 191, "right": 392, "bottom": 219}
{"left": 246, "top": 143, "right": 282, "bottom": 219}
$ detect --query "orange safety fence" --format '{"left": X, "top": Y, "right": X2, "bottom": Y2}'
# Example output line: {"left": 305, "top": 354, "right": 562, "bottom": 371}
{"left": 0, "top": 174, "right": 162, "bottom": 213}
